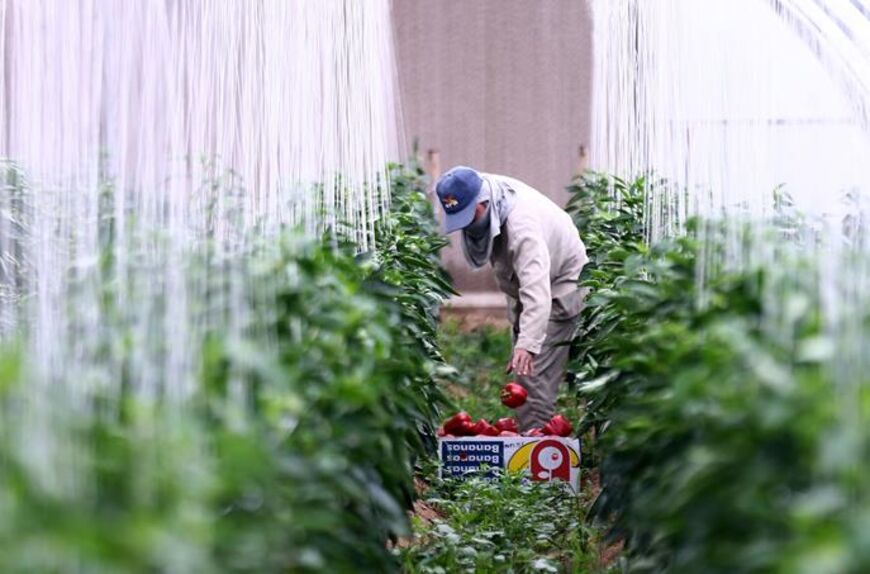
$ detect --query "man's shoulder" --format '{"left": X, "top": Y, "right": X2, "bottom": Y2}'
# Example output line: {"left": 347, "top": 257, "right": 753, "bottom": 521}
{"left": 481, "top": 173, "right": 537, "bottom": 195}
{"left": 502, "top": 203, "right": 542, "bottom": 248}
{"left": 486, "top": 174, "right": 564, "bottom": 210}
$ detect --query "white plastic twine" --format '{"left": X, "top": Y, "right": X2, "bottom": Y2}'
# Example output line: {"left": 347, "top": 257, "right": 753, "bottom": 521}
{"left": 0, "top": 0, "right": 403, "bottom": 397}
{"left": 590, "top": 0, "right": 870, "bottom": 387}
{"left": 591, "top": 0, "right": 870, "bottom": 236}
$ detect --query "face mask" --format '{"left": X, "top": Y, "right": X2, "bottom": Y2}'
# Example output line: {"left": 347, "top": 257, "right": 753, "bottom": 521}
{"left": 464, "top": 202, "right": 491, "bottom": 238}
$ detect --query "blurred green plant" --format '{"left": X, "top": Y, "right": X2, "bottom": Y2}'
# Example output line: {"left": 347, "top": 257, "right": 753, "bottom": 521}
{"left": 196, "top": 162, "right": 456, "bottom": 572}
{"left": 565, "top": 172, "right": 870, "bottom": 573}
{"left": 564, "top": 172, "right": 647, "bottom": 414}
{"left": 202, "top": 235, "right": 435, "bottom": 572}
{"left": 0, "top": 162, "right": 455, "bottom": 573}
{"left": 368, "top": 161, "right": 459, "bottom": 445}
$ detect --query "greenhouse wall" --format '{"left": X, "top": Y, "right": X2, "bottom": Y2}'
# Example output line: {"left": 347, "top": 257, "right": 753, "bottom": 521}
{"left": 392, "top": 0, "right": 594, "bottom": 306}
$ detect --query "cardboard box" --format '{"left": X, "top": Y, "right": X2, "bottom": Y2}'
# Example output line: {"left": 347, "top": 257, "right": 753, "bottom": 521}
{"left": 438, "top": 436, "right": 582, "bottom": 493}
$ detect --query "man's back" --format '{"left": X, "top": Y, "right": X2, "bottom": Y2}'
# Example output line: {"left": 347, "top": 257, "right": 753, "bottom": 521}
{"left": 485, "top": 173, "right": 588, "bottom": 301}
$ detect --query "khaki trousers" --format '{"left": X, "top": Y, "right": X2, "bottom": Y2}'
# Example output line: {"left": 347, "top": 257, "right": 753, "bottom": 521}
{"left": 512, "top": 313, "right": 579, "bottom": 431}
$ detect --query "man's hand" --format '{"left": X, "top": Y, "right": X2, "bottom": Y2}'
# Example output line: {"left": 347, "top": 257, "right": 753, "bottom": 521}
{"left": 505, "top": 348, "right": 534, "bottom": 377}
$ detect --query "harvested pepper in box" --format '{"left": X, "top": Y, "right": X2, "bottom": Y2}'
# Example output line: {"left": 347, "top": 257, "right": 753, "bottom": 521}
{"left": 494, "top": 417, "right": 519, "bottom": 433}
{"left": 542, "top": 414, "right": 573, "bottom": 437}
{"left": 443, "top": 412, "right": 474, "bottom": 436}
{"left": 472, "top": 419, "right": 500, "bottom": 436}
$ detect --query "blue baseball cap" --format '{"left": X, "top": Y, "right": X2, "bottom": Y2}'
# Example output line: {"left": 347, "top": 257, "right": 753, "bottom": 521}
{"left": 435, "top": 166, "right": 484, "bottom": 233}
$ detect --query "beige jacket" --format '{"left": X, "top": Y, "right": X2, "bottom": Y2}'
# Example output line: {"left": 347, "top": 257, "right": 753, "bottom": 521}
{"left": 486, "top": 173, "right": 588, "bottom": 354}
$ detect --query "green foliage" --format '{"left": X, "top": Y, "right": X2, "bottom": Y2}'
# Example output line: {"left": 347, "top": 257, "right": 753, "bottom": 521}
{"left": 579, "top": 244, "right": 829, "bottom": 572}
{"left": 566, "top": 172, "right": 870, "bottom": 572}
{"left": 437, "top": 318, "right": 514, "bottom": 419}
{"left": 195, "top": 162, "right": 456, "bottom": 571}
{"left": 369, "top": 161, "right": 458, "bottom": 443}
{"left": 201, "top": 236, "right": 433, "bottom": 572}
{"left": 0, "top": 163, "right": 455, "bottom": 573}
{"left": 564, "top": 172, "right": 649, "bottom": 431}
{"left": 0, "top": 401, "right": 215, "bottom": 573}
{"left": 565, "top": 172, "right": 647, "bottom": 269}
{"left": 400, "top": 472, "right": 595, "bottom": 574}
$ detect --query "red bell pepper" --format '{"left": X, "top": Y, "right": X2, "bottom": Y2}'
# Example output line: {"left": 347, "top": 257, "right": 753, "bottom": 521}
{"left": 522, "top": 427, "right": 544, "bottom": 437}
{"left": 500, "top": 382, "right": 528, "bottom": 409}
{"left": 472, "top": 420, "right": 486, "bottom": 435}
{"left": 498, "top": 430, "right": 519, "bottom": 437}
{"left": 494, "top": 417, "right": 519, "bottom": 433}
{"left": 542, "top": 414, "right": 573, "bottom": 437}
{"left": 472, "top": 419, "right": 500, "bottom": 436}
{"left": 456, "top": 419, "right": 477, "bottom": 436}
{"left": 443, "top": 412, "right": 472, "bottom": 435}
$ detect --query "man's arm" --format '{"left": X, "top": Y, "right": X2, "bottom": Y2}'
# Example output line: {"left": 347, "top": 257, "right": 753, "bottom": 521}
{"left": 505, "top": 219, "right": 551, "bottom": 375}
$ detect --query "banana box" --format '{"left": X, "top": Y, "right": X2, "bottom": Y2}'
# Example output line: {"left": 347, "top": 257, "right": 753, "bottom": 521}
{"left": 437, "top": 436, "right": 581, "bottom": 493}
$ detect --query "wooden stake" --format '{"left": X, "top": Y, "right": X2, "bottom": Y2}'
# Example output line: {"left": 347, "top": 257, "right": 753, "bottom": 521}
{"left": 576, "top": 144, "right": 588, "bottom": 175}
{"left": 425, "top": 148, "right": 441, "bottom": 196}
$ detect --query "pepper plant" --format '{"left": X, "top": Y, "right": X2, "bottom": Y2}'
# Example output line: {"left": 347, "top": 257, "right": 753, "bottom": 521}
{"left": 0, "top": 162, "right": 456, "bottom": 573}
{"left": 566, "top": 172, "right": 870, "bottom": 573}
